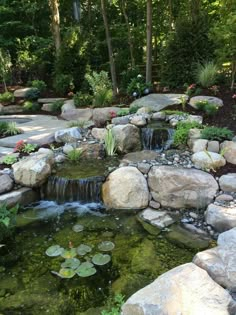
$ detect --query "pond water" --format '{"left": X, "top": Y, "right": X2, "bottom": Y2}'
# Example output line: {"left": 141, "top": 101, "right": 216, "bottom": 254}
{"left": 0, "top": 201, "right": 197, "bottom": 314}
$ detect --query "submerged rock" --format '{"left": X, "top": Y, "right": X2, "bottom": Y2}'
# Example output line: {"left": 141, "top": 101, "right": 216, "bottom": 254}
{"left": 139, "top": 208, "right": 174, "bottom": 230}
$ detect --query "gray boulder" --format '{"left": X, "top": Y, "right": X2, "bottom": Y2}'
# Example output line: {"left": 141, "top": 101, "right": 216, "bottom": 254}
{"left": 14, "top": 88, "right": 33, "bottom": 98}
{"left": 55, "top": 127, "right": 82, "bottom": 143}
{"left": 112, "top": 124, "right": 141, "bottom": 153}
{"left": 189, "top": 96, "right": 223, "bottom": 109}
{"left": 92, "top": 107, "right": 120, "bottom": 127}
{"left": 219, "top": 174, "right": 236, "bottom": 192}
{"left": 221, "top": 141, "right": 236, "bottom": 164}
{"left": 139, "top": 208, "right": 174, "bottom": 229}
{"left": 192, "top": 151, "right": 226, "bottom": 170}
{"left": 0, "top": 174, "right": 14, "bottom": 194}
{"left": 205, "top": 203, "right": 236, "bottom": 232}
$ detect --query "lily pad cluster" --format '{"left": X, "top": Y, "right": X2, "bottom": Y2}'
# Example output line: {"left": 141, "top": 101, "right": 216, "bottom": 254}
{"left": 45, "top": 241, "right": 115, "bottom": 279}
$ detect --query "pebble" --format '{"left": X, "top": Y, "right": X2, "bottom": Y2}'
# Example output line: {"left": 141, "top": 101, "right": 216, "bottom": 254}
{"left": 189, "top": 212, "right": 198, "bottom": 219}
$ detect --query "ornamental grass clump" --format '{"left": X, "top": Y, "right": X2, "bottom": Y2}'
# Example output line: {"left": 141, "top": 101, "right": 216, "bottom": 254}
{"left": 104, "top": 129, "right": 116, "bottom": 156}
{"left": 195, "top": 61, "right": 218, "bottom": 88}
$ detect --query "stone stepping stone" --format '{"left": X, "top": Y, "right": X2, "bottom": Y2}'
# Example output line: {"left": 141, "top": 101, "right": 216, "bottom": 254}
{"left": 38, "top": 98, "right": 66, "bottom": 104}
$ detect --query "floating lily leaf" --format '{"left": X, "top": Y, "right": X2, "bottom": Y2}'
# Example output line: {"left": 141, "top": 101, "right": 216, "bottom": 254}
{"left": 77, "top": 244, "right": 92, "bottom": 256}
{"left": 52, "top": 268, "right": 76, "bottom": 279}
{"left": 72, "top": 224, "right": 84, "bottom": 233}
{"left": 61, "top": 248, "right": 77, "bottom": 259}
{"left": 46, "top": 245, "right": 64, "bottom": 257}
{"left": 98, "top": 241, "right": 115, "bottom": 252}
{"left": 76, "top": 262, "right": 96, "bottom": 277}
{"left": 92, "top": 253, "right": 111, "bottom": 266}
{"left": 61, "top": 258, "right": 80, "bottom": 269}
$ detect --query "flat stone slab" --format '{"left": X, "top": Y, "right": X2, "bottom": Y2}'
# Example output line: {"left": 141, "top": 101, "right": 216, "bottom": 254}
{"left": 38, "top": 98, "right": 66, "bottom": 104}
{"left": 189, "top": 96, "right": 223, "bottom": 109}
{"left": 0, "top": 115, "right": 68, "bottom": 148}
{"left": 0, "top": 104, "right": 24, "bottom": 114}
{"left": 130, "top": 94, "right": 187, "bottom": 112}
{"left": 122, "top": 150, "right": 158, "bottom": 164}
{"left": 0, "top": 147, "right": 14, "bottom": 156}
{"left": 0, "top": 187, "right": 39, "bottom": 207}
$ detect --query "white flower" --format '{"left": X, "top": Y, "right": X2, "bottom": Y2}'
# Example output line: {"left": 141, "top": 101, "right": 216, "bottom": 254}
{"left": 137, "top": 74, "right": 142, "bottom": 78}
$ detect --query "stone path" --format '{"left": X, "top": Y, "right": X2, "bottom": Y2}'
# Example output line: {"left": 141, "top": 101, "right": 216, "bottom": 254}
{"left": 0, "top": 115, "right": 68, "bottom": 155}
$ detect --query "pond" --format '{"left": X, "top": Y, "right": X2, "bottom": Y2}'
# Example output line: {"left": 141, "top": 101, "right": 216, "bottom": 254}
{"left": 0, "top": 200, "right": 197, "bottom": 314}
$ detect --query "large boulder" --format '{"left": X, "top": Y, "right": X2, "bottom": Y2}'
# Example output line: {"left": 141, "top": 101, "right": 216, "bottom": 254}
{"left": 91, "top": 128, "right": 106, "bottom": 141}
{"left": 102, "top": 166, "right": 149, "bottom": 210}
{"left": 220, "top": 141, "right": 236, "bottom": 164}
{"left": 92, "top": 107, "right": 120, "bottom": 127}
{"left": 193, "top": 228, "right": 236, "bottom": 290}
{"left": 219, "top": 174, "right": 236, "bottom": 192}
{"left": 112, "top": 124, "right": 141, "bottom": 154}
{"left": 192, "top": 151, "right": 226, "bottom": 170}
{"left": 205, "top": 204, "right": 236, "bottom": 232}
{"left": 148, "top": 166, "right": 218, "bottom": 209}
{"left": 192, "top": 139, "right": 208, "bottom": 153}
{"left": 12, "top": 153, "right": 54, "bottom": 188}
{"left": 61, "top": 104, "right": 93, "bottom": 122}
{"left": 0, "top": 174, "right": 14, "bottom": 194}
{"left": 14, "top": 88, "right": 33, "bottom": 98}
{"left": 122, "top": 263, "right": 235, "bottom": 315}
{"left": 55, "top": 127, "right": 82, "bottom": 143}
{"left": 189, "top": 96, "right": 223, "bottom": 109}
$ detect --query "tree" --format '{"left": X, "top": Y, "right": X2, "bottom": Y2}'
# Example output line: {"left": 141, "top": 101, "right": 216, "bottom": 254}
{"left": 49, "top": 0, "right": 61, "bottom": 55}
{"left": 146, "top": 0, "right": 152, "bottom": 83}
{"left": 100, "top": 0, "right": 118, "bottom": 95}
{"left": 0, "top": 49, "right": 11, "bottom": 91}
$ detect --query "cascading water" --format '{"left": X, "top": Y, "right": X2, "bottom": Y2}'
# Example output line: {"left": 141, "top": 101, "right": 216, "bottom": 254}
{"left": 141, "top": 122, "right": 175, "bottom": 152}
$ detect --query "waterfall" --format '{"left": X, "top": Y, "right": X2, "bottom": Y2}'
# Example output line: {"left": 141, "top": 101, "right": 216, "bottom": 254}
{"left": 42, "top": 176, "right": 104, "bottom": 204}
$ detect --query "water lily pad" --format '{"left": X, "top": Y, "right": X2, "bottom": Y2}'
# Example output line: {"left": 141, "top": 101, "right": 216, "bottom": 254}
{"left": 72, "top": 224, "right": 84, "bottom": 233}
{"left": 61, "top": 248, "right": 77, "bottom": 259}
{"left": 92, "top": 253, "right": 111, "bottom": 266}
{"left": 52, "top": 268, "right": 76, "bottom": 279}
{"left": 98, "top": 241, "right": 115, "bottom": 252}
{"left": 46, "top": 245, "right": 64, "bottom": 257}
{"left": 61, "top": 258, "right": 80, "bottom": 269}
{"left": 76, "top": 262, "right": 96, "bottom": 277}
{"left": 77, "top": 244, "right": 92, "bottom": 256}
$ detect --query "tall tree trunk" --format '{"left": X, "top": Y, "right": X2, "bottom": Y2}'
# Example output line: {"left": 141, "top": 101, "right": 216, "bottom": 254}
{"left": 101, "top": 0, "right": 118, "bottom": 96}
{"left": 146, "top": 0, "right": 152, "bottom": 83}
{"left": 121, "top": 0, "right": 135, "bottom": 67}
{"left": 231, "top": 60, "right": 236, "bottom": 90}
{"left": 49, "top": 0, "right": 61, "bottom": 55}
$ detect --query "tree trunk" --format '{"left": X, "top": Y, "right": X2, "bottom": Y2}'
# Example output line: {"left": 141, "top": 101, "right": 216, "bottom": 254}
{"left": 231, "top": 60, "right": 236, "bottom": 90}
{"left": 146, "top": 0, "right": 152, "bottom": 83}
{"left": 49, "top": 0, "right": 61, "bottom": 55}
{"left": 121, "top": 0, "right": 135, "bottom": 67}
{"left": 101, "top": 0, "right": 118, "bottom": 96}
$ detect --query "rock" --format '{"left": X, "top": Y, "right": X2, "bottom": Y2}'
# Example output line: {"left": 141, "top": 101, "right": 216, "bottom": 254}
{"left": 55, "top": 127, "right": 82, "bottom": 143}
{"left": 122, "top": 150, "right": 158, "bottom": 164}
{"left": 148, "top": 166, "right": 218, "bottom": 209}
{"left": 122, "top": 263, "right": 235, "bottom": 315}
{"left": 151, "top": 111, "right": 166, "bottom": 120}
{"left": 219, "top": 174, "right": 236, "bottom": 192}
{"left": 187, "top": 128, "right": 202, "bottom": 149}
{"left": 129, "top": 115, "right": 147, "bottom": 127}
{"left": 137, "top": 162, "right": 151, "bottom": 174}
{"left": 102, "top": 166, "right": 149, "bottom": 210}
{"left": 13, "top": 88, "right": 33, "bottom": 98}
{"left": 92, "top": 107, "right": 119, "bottom": 127}
{"left": 216, "top": 194, "right": 234, "bottom": 202}
{"left": 193, "top": 228, "right": 236, "bottom": 290}
{"left": 0, "top": 187, "right": 39, "bottom": 207}
{"left": 112, "top": 124, "right": 141, "bottom": 154}
{"left": 192, "top": 139, "right": 208, "bottom": 153}
{"left": 0, "top": 174, "right": 14, "bottom": 194}
{"left": 136, "top": 107, "right": 152, "bottom": 114}
{"left": 79, "top": 142, "right": 105, "bottom": 159}
{"left": 37, "top": 148, "right": 54, "bottom": 158}
{"left": 41, "top": 103, "right": 54, "bottom": 112}
{"left": 112, "top": 116, "right": 131, "bottom": 125}
{"left": 130, "top": 94, "right": 187, "bottom": 112}
{"left": 192, "top": 151, "right": 226, "bottom": 170}
{"left": 139, "top": 208, "right": 174, "bottom": 229}
{"left": 220, "top": 141, "right": 236, "bottom": 164}
{"left": 54, "top": 154, "right": 66, "bottom": 163}
{"left": 205, "top": 204, "right": 236, "bottom": 232}
{"left": 189, "top": 96, "right": 223, "bottom": 109}
{"left": 62, "top": 143, "right": 74, "bottom": 154}
{"left": 112, "top": 274, "right": 150, "bottom": 298}
{"left": 208, "top": 140, "right": 220, "bottom": 153}
{"left": 186, "top": 115, "right": 203, "bottom": 124}
{"left": 38, "top": 98, "right": 66, "bottom": 104}
{"left": 91, "top": 128, "right": 106, "bottom": 141}
{"left": 12, "top": 153, "right": 54, "bottom": 188}
{"left": 149, "top": 200, "right": 160, "bottom": 209}
{"left": 0, "top": 104, "right": 24, "bottom": 114}
{"left": 61, "top": 106, "right": 93, "bottom": 122}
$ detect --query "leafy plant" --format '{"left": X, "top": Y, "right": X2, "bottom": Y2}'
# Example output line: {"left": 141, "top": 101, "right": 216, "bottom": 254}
{"left": 22, "top": 143, "right": 38, "bottom": 154}
{"left": 0, "top": 121, "right": 9, "bottom": 135}
{"left": 101, "top": 294, "right": 125, "bottom": 315}
{"left": 73, "top": 92, "right": 93, "bottom": 108}
{"left": 201, "top": 127, "right": 234, "bottom": 142}
{"left": 195, "top": 61, "right": 218, "bottom": 88}
{"left": 162, "top": 110, "right": 189, "bottom": 116}
{"left": 24, "top": 88, "right": 40, "bottom": 101}
{"left": 104, "top": 129, "right": 116, "bottom": 156}
{"left": 4, "top": 122, "right": 21, "bottom": 136}
{"left": 127, "top": 74, "right": 152, "bottom": 97}
{"left": 66, "top": 148, "right": 84, "bottom": 162}
{"left": 51, "top": 100, "right": 64, "bottom": 112}
{"left": 1, "top": 155, "right": 18, "bottom": 165}
{"left": 53, "top": 74, "right": 74, "bottom": 96}
{"left": 0, "top": 203, "right": 19, "bottom": 228}
{"left": 0, "top": 92, "right": 14, "bottom": 104}
{"left": 174, "top": 121, "right": 203, "bottom": 147}
{"left": 93, "top": 89, "right": 113, "bottom": 107}
{"left": 195, "top": 100, "right": 219, "bottom": 115}
{"left": 185, "top": 84, "right": 196, "bottom": 97}
{"left": 31, "top": 80, "right": 47, "bottom": 93}
{"left": 23, "top": 101, "right": 40, "bottom": 112}
{"left": 129, "top": 105, "right": 139, "bottom": 114}
{"left": 117, "top": 109, "right": 130, "bottom": 117}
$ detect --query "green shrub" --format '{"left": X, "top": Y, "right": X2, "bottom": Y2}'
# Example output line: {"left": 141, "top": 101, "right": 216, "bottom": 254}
{"left": 127, "top": 74, "right": 151, "bottom": 97}
{"left": 0, "top": 121, "right": 9, "bottom": 135}
{"left": 51, "top": 100, "right": 64, "bottom": 112}
{"left": 101, "top": 294, "right": 125, "bottom": 315}
{"left": 73, "top": 92, "right": 93, "bottom": 108}
{"left": 31, "top": 80, "right": 47, "bottom": 93}
{"left": 53, "top": 74, "right": 74, "bottom": 96}
{"left": 25, "top": 88, "right": 40, "bottom": 101}
{"left": 4, "top": 122, "right": 21, "bottom": 136}
{"left": 66, "top": 148, "right": 84, "bottom": 162}
{"left": 195, "top": 61, "right": 218, "bottom": 88}
{"left": 22, "top": 143, "right": 37, "bottom": 154}
{"left": 162, "top": 110, "right": 189, "bottom": 116}
{"left": 201, "top": 127, "right": 234, "bottom": 142}
{"left": 23, "top": 101, "right": 40, "bottom": 112}
{"left": 0, "top": 203, "right": 19, "bottom": 242}
{"left": 93, "top": 89, "right": 113, "bottom": 107}
{"left": 1, "top": 155, "right": 18, "bottom": 165}
{"left": 174, "top": 121, "right": 203, "bottom": 147}
{"left": 120, "top": 67, "right": 140, "bottom": 92}
{"left": 129, "top": 105, "right": 139, "bottom": 114}
{"left": 104, "top": 129, "right": 116, "bottom": 156}
{"left": 0, "top": 91, "right": 14, "bottom": 104}
{"left": 117, "top": 109, "right": 130, "bottom": 117}
{"left": 195, "top": 100, "right": 219, "bottom": 115}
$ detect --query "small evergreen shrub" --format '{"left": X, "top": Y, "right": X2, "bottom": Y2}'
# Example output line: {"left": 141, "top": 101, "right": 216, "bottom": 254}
{"left": 201, "top": 127, "right": 234, "bottom": 142}
{"left": 25, "top": 88, "right": 40, "bottom": 101}
{"left": 117, "top": 109, "right": 130, "bottom": 117}
{"left": 195, "top": 100, "right": 219, "bottom": 115}
{"left": 31, "top": 80, "right": 47, "bottom": 93}
{"left": 73, "top": 92, "right": 93, "bottom": 108}
{"left": 0, "top": 92, "right": 14, "bottom": 104}
{"left": 23, "top": 101, "right": 40, "bottom": 112}
{"left": 53, "top": 74, "right": 74, "bottom": 96}
{"left": 127, "top": 74, "right": 151, "bottom": 97}
{"left": 51, "top": 100, "right": 64, "bottom": 112}
{"left": 129, "top": 105, "right": 139, "bottom": 114}
{"left": 174, "top": 121, "right": 203, "bottom": 147}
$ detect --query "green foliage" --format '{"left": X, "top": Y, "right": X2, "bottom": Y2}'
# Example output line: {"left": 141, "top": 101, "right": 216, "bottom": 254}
{"left": 67, "top": 121, "right": 88, "bottom": 128}
{"left": 66, "top": 148, "right": 84, "bottom": 163}
{"left": 23, "top": 101, "right": 40, "bottom": 112}
{"left": 4, "top": 122, "right": 21, "bottom": 136}
{"left": 101, "top": 294, "right": 125, "bottom": 315}
{"left": 127, "top": 74, "right": 151, "bottom": 97}
{"left": 51, "top": 100, "right": 64, "bottom": 113}
{"left": 162, "top": 110, "right": 189, "bottom": 116}
{"left": 120, "top": 67, "right": 140, "bottom": 92}
{"left": 53, "top": 74, "right": 74, "bottom": 96}
{"left": 31, "top": 80, "right": 47, "bottom": 93}
{"left": 201, "top": 127, "right": 234, "bottom": 142}
{"left": 174, "top": 121, "right": 203, "bottom": 147}
{"left": 0, "top": 48, "right": 11, "bottom": 91}
{"left": 93, "top": 89, "right": 113, "bottom": 107}
{"left": 1, "top": 155, "right": 18, "bottom": 165}
{"left": 22, "top": 143, "right": 37, "bottom": 154}
{"left": 0, "top": 92, "right": 14, "bottom": 104}
{"left": 117, "top": 109, "right": 130, "bottom": 117}
{"left": 73, "top": 92, "right": 93, "bottom": 108}
{"left": 104, "top": 129, "right": 116, "bottom": 156}
{"left": 129, "top": 105, "right": 139, "bottom": 114}
{"left": 195, "top": 100, "right": 219, "bottom": 115}
{"left": 24, "top": 88, "right": 40, "bottom": 101}
{"left": 195, "top": 61, "right": 218, "bottom": 88}
{"left": 0, "top": 203, "right": 18, "bottom": 228}
{"left": 0, "top": 121, "right": 8, "bottom": 135}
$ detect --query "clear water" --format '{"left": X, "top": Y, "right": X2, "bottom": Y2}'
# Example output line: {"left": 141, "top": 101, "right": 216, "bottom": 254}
{"left": 0, "top": 201, "right": 197, "bottom": 314}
